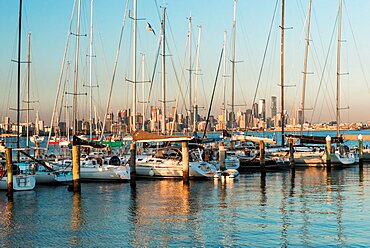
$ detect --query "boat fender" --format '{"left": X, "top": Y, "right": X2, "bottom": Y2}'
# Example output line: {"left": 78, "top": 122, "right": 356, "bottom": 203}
{"left": 149, "top": 169, "right": 155, "bottom": 176}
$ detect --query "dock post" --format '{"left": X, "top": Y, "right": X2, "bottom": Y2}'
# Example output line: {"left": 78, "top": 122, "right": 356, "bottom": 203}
{"left": 182, "top": 141, "right": 189, "bottom": 182}
{"left": 5, "top": 148, "right": 13, "bottom": 201}
{"left": 326, "top": 135, "right": 331, "bottom": 170}
{"left": 35, "top": 140, "right": 40, "bottom": 158}
{"left": 72, "top": 145, "right": 81, "bottom": 192}
{"left": 358, "top": 134, "right": 363, "bottom": 168}
{"left": 259, "top": 140, "right": 266, "bottom": 173}
{"left": 219, "top": 143, "right": 226, "bottom": 171}
{"left": 229, "top": 140, "right": 235, "bottom": 150}
{"left": 130, "top": 143, "right": 137, "bottom": 184}
{"left": 288, "top": 137, "right": 295, "bottom": 168}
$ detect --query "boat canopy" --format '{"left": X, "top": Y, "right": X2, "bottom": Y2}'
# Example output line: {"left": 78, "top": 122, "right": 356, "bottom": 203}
{"left": 133, "top": 130, "right": 193, "bottom": 143}
{"left": 231, "top": 134, "right": 276, "bottom": 144}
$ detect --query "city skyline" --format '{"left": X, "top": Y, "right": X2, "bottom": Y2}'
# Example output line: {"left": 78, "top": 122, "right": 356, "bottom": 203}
{"left": 2, "top": 0, "right": 370, "bottom": 126}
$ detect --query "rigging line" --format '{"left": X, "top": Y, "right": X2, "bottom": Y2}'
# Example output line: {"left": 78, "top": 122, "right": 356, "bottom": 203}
{"left": 47, "top": 0, "right": 77, "bottom": 150}
{"left": 203, "top": 47, "right": 223, "bottom": 139}
{"left": 253, "top": 0, "right": 278, "bottom": 104}
{"left": 166, "top": 12, "right": 183, "bottom": 70}
{"left": 236, "top": 72, "right": 247, "bottom": 106}
{"left": 177, "top": 37, "right": 189, "bottom": 118}
{"left": 98, "top": 31, "right": 112, "bottom": 91}
{"left": 343, "top": 1, "right": 370, "bottom": 95}
{"left": 170, "top": 39, "right": 189, "bottom": 135}
{"left": 309, "top": 9, "right": 339, "bottom": 124}
{"left": 154, "top": 0, "right": 162, "bottom": 23}
{"left": 167, "top": 44, "right": 188, "bottom": 112}
{"left": 100, "top": 0, "right": 129, "bottom": 140}
{"left": 248, "top": 0, "right": 278, "bottom": 127}
{"left": 145, "top": 36, "right": 161, "bottom": 114}
{"left": 312, "top": 44, "right": 335, "bottom": 123}
{"left": 146, "top": 0, "right": 162, "bottom": 111}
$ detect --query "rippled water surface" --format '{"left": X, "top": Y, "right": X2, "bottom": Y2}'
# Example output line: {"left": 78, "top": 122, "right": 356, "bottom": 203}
{"left": 1, "top": 166, "right": 370, "bottom": 247}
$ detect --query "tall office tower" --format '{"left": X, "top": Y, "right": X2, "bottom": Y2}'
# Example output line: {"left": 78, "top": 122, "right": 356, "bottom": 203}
{"left": 271, "top": 96, "right": 277, "bottom": 118}
{"left": 258, "top": 99, "right": 266, "bottom": 121}
{"left": 297, "top": 108, "right": 303, "bottom": 125}
{"left": 252, "top": 103, "right": 258, "bottom": 118}
{"left": 245, "top": 109, "right": 253, "bottom": 128}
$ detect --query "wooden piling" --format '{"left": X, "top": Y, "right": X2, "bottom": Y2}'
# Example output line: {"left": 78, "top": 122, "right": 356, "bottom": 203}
{"left": 229, "top": 140, "right": 235, "bottom": 150}
{"left": 5, "top": 148, "right": 13, "bottom": 200}
{"left": 219, "top": 144, "right": 226, "bottom": 171}
{"left": 35, "top": 140, "right": 40, "bottom": 158}
{"left": 72, "top": 145, "right": 81, "bottom": 192}
{"left": 182, "top": 141, "right": 189, "bottom": 182}
{"left": 288, "top": 137, "right": 295, "bottom": 168}
{"left": 326, "top": 135, "right": 331, "bottom": 169}
{"left": 259, "top": 140, "right": 265, "bottom": 173}
{"left": 130, "top": 143, "right": 136, "bottom": 183}
{"left": 358, "top": 134, "right": 363, "bottom": 168}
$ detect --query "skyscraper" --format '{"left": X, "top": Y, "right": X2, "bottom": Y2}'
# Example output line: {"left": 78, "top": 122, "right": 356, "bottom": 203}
{"left": 252, "top": 103, "right": 258, "bottom": 118}
{"left": 258, "top": 99, "right": 266, "bottom": 121}
{"left": 271, "top": 96, "right": 277, "bottom": 118}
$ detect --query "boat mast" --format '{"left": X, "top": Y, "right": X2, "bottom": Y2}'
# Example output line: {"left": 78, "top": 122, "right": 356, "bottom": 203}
{"left": 300, "top": 0, "right": 312, "bottom": 136}
{"left": 47, "top": 0, "right": 77, "bottom": 150}
{"left": 89, "top": 0, "right": 94, "bottom": 140}
{"left": 193, "top": 25, "right": 202, "bottom": 132}
{"left": 132, "top": 0, "right": 137, "bottom": 133}
{"left": 231, "top": 0, "right": 237, "bottom": 133}
{"left": 141, "top": 53, "right": 145, "bottom": 131}
{"left": 17, "top": 0, "right": 22, "bottom": 161}
{"left": 336, "top": 0, "right": 342, "bottom": 138}
{"left": 188, "top": 15, "right": 192, "bottom": 131}
{"left": 280, "top": 0, "right": 285, "bottom": 146}
{"left": 161, "top": 7, "right": 166, "bottom": 134}
{"left": 73, "top": 0, "right": 81, "bottom": 136}
{"left": 65, "top": 62, "right": 71, "bottom": 141}
{"left": 223, "top": 30, "right": 227, "bottom": 130}
{"left": 26, "top": 32, "right": 31, "bottom": 147}
{"left": 35, "top": 111, "right": 39, "bottom": 136}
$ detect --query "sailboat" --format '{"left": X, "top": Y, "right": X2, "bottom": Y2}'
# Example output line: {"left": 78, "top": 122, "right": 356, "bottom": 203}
{"left": 1, "top": 0, "right": 36, "bottom": 191}
{"left": 30, "top": 112, "right": 45, "bottom": 144}
{"left": 274, "top": 0, "right": 355, "bottom": 167}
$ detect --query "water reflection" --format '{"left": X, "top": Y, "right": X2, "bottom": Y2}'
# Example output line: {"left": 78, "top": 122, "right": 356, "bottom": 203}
{"left": 1, "top": 165, "right": 370, "bottom": 246}
{"left": 260, "top": 173, "right": 266, "bottom": 206}
{"left": 70, "top": 192, "right": 82, "bottom": 246}
{"left": 280, "top": 173, "right": 289, "bottom": 247}
{"left": 128, "top": 180, "right": 192, "bottom": 246}
{"left": 0, "top": 200, "right": 14, "bottom": 248}
{"left": 359, "top": 167, "right": 364, "bottom": 186}
{"left": 290, "top": 169, "right": 295, "bottom": 198}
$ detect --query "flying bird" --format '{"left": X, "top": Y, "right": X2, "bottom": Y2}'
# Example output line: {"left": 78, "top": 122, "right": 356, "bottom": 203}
{"left": 146, "top": 22, "right": 156, "bottom": 35}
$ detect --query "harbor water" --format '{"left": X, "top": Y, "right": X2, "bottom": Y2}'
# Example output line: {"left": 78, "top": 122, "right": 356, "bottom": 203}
{"left": 1, "top": 165, "right": 370, "bottom": 247}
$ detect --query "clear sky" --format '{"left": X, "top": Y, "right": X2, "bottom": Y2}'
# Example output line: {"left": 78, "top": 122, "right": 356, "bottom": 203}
{"left": 1, "top": 0, "right": 370, "bottom": 126}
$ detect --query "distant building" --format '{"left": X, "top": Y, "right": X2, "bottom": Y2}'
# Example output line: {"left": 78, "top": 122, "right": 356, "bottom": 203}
{"left": 297, "top": 108, "right": 303, "bottom": 125}
{"left": 271, "top": 96, "right": 277, "bottom": 118}
{"left": 4, "top": 116, "right": 11, "bottom": 132}
{"left": 245, "top": 109, "right": 253, "bottom": 128}
{"left": 252, "top": 103, "right": 258, "bottom": 118}
{"left": 259, "top": 99, "right": 266, "bottom": 121}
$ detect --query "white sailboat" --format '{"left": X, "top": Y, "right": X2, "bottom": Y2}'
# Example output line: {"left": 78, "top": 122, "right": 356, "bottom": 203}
{"left": 0, "top": 175, "right": 35, "bottom": 191}
{"left": 52, "top": 157, "right": 130, "bottom": 181}
{"left": 30, "top": 112, "right": 45, "bottom": 144}
{"left": 0, "top": 0, "right": 36, "bottom": 191}
{"left": 134, "top": 147, "right": 219, "bottom": 179}
{"left": 0, "top": 162, "right": 36, "bottom": 191}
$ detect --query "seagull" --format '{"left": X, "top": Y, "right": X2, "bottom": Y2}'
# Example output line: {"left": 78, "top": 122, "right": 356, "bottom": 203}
{"left": 146, "top": 22, "right": 156, "bottom": 35}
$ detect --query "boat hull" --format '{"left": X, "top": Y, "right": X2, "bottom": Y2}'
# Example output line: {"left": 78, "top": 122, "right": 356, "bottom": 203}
{"left": 0, "top": 175, "right": 36, "bottom": 191}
